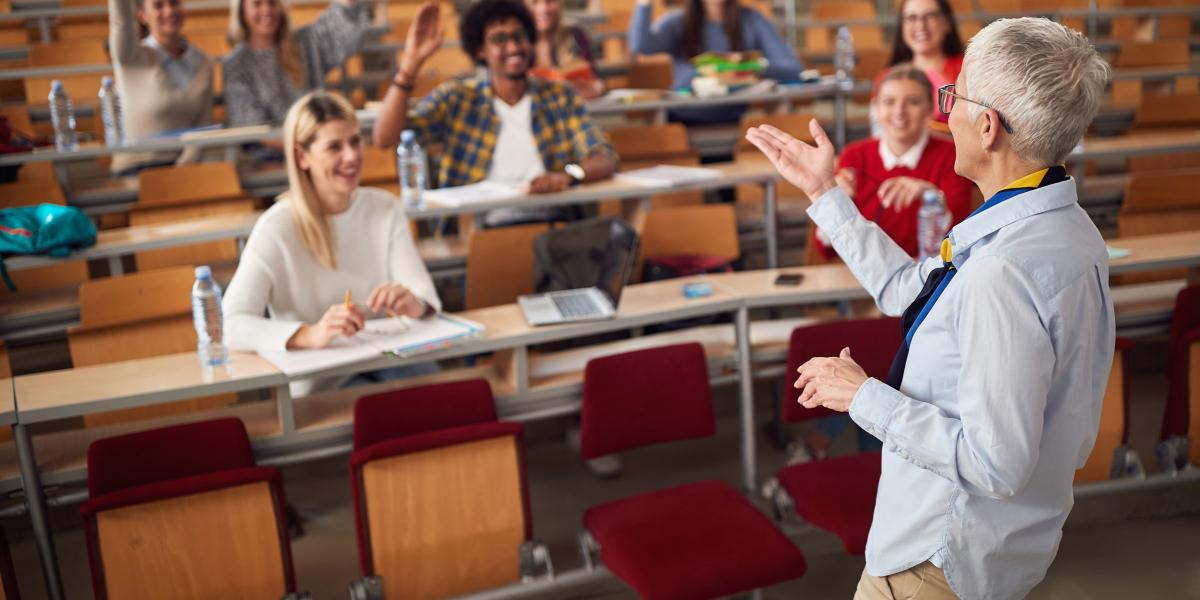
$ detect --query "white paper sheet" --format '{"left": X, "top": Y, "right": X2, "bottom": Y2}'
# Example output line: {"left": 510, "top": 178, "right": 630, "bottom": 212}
{"left": 615, "top": 165, "right": 723, "bottom": 188}
{"left": 422, "top": 181, "right": 524, "bottom": 207}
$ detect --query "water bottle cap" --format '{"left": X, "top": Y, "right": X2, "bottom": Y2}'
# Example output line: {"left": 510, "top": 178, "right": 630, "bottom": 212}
{"left": 102, "top": 76, "right": 113, "bottom": 86}
{"left": 400, "top": 129, "right": 415, "bottom": 144}
{"left": 194, "top": 265, "right": 213, "bottom": 279}
{"left": 923, "top": 189, "right": 941, "bottom": 204}
{"left": 51, "top": 79, "right": 63, "bottom": 91}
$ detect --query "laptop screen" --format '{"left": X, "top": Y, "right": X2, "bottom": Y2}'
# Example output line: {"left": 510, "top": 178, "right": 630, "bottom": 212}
{"left": 599, "top": 236, "right": 639, "bottom": 308}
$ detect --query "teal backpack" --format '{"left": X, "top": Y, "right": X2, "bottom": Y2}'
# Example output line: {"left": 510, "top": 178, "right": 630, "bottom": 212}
{"left": 0, "top": 203, "right": 96, "bottom": 291}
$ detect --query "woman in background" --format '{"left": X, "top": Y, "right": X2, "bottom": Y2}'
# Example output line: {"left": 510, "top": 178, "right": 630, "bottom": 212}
{"left": 223, "top": 0, "right": 381, "bottom": 128}
{"left": 882, "top": 0, "right": 965, "bottom": 123}
{"left": 628, "top": 0, "right": 801, "bottom": 123}
{"left": 224, "top": 91, "right": 440, "bottom": 396}
{"left": 526, "top": 0, "right": 604, "bottom": 99}
{"left": 109, "top": 0, "right": 215, "bottom": 175}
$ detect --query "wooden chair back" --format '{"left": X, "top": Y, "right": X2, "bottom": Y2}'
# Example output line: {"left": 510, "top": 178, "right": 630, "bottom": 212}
{"left": 465, "top": 223, "right": 548, "bottom": 309}
{"left": 361, "top": 435, "right": 527, "bottom": 598}
{"left": 95, "top": 481, "right": 288, "bottom": 599}
{"left": 360, "top": 143, "right": 399, "bottom": 188}
{"left": 0, "top": 180, "right": 89, "bottom": 294}
{"left": 68, "top": 266, "right": 235, "bottom": 426}
{"left": 1111, "top": 41, "right": 1191, "bottom": 106}
{"left": 55, "top": 21, "right": 110, "bottom": 41}
{"left": 638, "top": 204, "right": 740, "bottom": 276}
{"left": 1112, "top": 0, "right": 1192, "bottom": 41}
{"left": 607, "top": 123, "right": 702, "bottom": 215}
{"left": 626, "top": 53, "right": 675, "bottom": 90}
{"left": 28, "top": 40, "right": 108, "bottom": 66}
{"left": 410, "top": 48, "right": 474, "bottom": 99}
{"left": 735, "top": 113, "right": 817, "bottom": 205}
{"left": 1128, "top": 94, "right": 1200, "bottom": 171}
{"left": 131, "top": 162, "right": 253, "bottom": 271}
{"left": 0, "top": 28, "right": 27, "bottom": 47}
{"left": 1075, "top": 344, "right": 1130, "bottom": 483}
{"left": 807, "top": 1, "right": 883, "bottom": 53}
{"left": 1117, "top": 170, "right": 1200, "bottom": 282}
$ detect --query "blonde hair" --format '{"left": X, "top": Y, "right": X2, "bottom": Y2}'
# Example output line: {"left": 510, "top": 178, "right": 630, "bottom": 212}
{"left": 282, "top": 91, "right": 358, "bottom": 269}
{"left": 228, "top": 0, "right": 306, "bottom": 87}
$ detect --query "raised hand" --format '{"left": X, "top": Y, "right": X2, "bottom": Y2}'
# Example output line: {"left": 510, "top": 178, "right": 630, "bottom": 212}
{"left": 744, "top": 119, "right": 837, "bottom": 201}
{"left": 399, "top": 0, "right": 444, "bottom": 77}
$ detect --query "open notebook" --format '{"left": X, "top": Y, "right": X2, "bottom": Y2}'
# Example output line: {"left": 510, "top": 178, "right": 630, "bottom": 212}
{"left": 259, "top": 314, "right": 484, "bottom": 376}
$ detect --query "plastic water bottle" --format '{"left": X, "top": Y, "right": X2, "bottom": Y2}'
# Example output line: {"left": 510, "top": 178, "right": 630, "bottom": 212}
{"left": 834, "top": 26, "right": 856, "bottom": 85}
{"left": 917, "top": 189, "right": 951, "bottom": 261}
{"left": 396, "top": 129, "right": 427, "bottom": 209}
{"left": 192, "top": 266, "right": 228, "bottom": 367}
{"left": 98, "top": 76, "right": 126, "bottom": 147}
{"left": 48, "top": 80, "right": 77, "bottom": 151}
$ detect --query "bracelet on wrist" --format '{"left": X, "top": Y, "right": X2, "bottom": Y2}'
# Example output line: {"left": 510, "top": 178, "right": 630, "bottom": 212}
{"left": 392, "top": 71, "right": 416, "bottom": 92}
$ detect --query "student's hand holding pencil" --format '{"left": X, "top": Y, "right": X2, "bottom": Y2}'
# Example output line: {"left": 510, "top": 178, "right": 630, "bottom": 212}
{"left": 285, "top": 297, "right": 365, "bottom": 349}
{"left": 368, "top": 282, "right": 429, "bottom": 319}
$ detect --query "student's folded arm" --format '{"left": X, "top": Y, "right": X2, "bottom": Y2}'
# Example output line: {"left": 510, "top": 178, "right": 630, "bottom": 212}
{"left": 388, "top": 207, "right": 442, "bottom": 314}
{"left": 628, "top": 3, "right": 680, "bottom": 56}
{"left": 222, "top": 254, "right": 305, "bottom": 353}
{"left": 748, "top": 10, "right": 803, "bottom": 80}
{"left": 848, "top": 257, "right": 1053, "bottom": 499}
{"left": 807, "top": 186, "right": 934, "bottom": 315}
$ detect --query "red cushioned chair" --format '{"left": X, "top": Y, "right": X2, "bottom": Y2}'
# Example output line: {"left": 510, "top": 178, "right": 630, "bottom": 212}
{"left": 577, "top": 343, "right": 807, "bottom": 600}
{"left": 80, "top": 417, "right": 304, "bottom": 600}
{"left": 765, "top": 317, "right": 901, "bottom": 555}
{"left": 1160, "top": 285, "right": 1200, "bottom": 473}
{"left": 348, "top": 379, "right": 550, "bottom": 600}
{"left": 0, "top": 526, "right": 20, "bottom": 600}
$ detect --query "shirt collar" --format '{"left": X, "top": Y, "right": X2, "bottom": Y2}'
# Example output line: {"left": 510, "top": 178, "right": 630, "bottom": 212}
{"left": 142, "top": 35, "right": 202, "bottom": 67}
{"left": 946, "top": 166, "right": 1076, "bottom": 265}
{"left": 878, "top": 132, "right": 928, "bottom": 170}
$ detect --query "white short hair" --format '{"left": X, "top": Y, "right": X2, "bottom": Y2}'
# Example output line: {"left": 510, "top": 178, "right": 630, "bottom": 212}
{"left": 964, "top": 18, "right": 1111, "bottom": 165}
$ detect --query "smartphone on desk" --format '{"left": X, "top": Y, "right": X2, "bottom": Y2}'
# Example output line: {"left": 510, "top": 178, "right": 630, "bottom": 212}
{"left": 774, "top": 273, "right": 804, "bottom": 286}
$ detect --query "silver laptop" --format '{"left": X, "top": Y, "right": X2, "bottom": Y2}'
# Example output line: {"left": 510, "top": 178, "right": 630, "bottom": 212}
{"left": 518, "top": 251, "right": 635, "bottom": 326}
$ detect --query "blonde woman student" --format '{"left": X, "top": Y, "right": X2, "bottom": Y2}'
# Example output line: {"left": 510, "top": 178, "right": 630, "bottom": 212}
{"left": 109, "top": 0, "right": 215, "bottom": 175}
{"left": 223, "top": 0, "right": 383, "bottom": 128}
{"left": 224, "top": 91, "right": 441, "bottom": 395}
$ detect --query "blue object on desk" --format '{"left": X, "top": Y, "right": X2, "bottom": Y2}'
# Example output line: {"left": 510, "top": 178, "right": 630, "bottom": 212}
{"left": 683, "top": 281, "right": 713, "bottom": 298}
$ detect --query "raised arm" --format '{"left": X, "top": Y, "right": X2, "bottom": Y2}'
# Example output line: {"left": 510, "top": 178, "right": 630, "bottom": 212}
{"left": 373, "top": 0, "right": 444, "bottom": 147}
{"left": 108, "top": 0, "right": 141, "bottom": 64}
{"left": 746, "top": 119, "right": 932, "bottom": 314}
{"left": 628, "top": 0, "right": 681, "bottom": 56}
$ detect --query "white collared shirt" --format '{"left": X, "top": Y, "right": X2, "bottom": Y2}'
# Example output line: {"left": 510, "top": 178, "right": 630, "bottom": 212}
{"left": 141, "top": 35, "right": 206, "bottom": 91}
{"left": 807, "top": 179, "right": 1115, "bottom": 600}
{"left": 878, "top": 132, "right": 929, "bottom": 170}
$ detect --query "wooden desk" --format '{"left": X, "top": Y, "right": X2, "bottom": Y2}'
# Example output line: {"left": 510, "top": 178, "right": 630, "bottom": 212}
{"left": 0, "top": 379, "right": 14, "bottom": 428}
{"left": 1071, "top": 130, "right": 1200, "bottom": 161}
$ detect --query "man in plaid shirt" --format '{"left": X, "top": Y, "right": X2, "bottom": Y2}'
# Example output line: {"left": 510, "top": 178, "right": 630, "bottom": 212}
{"left": 373, "top": 0, "right": 618, "bottom": 224}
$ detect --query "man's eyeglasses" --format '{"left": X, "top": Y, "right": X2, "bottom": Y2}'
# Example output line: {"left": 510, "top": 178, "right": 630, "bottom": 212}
{"left": 938, "top": 83, "right": 1015, "bottom": 134}
{"left": 486, "top": 30, "right": 529, "bottom": 47}
{"left": 901, "top": 11, "right": 944, "bottom": 26}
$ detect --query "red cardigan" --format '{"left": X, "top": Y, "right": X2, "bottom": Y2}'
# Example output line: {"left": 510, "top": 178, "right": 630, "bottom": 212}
{"left": 814, "top": 135, "right": 974, "bottom": 260}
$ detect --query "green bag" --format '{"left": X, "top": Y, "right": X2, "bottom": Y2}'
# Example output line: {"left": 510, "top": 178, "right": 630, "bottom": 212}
{"left": 0, "top": 203, "right": 97, "bottom": 291}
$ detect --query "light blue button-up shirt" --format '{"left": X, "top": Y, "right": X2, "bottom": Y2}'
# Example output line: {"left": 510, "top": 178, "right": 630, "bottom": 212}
{"left": 807, "top": 177, "right": 1115, "bottom": 600}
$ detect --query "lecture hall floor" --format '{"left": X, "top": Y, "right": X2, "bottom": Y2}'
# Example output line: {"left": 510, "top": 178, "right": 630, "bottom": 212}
{"left": 7, "top": 346, "right": 1200, "bottom": 599}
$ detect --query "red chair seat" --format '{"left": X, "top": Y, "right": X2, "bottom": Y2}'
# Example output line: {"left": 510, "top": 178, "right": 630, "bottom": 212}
{"left": 584, "top": 480, "right": 807, "bottom": 600}
{"left": 775, "top": 451, "right": 882, "bottom": 555}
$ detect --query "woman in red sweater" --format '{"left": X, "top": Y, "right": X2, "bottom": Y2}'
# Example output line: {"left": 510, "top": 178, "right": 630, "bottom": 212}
{"left": 811, "top": 65, "right": 972, "bottom": 262}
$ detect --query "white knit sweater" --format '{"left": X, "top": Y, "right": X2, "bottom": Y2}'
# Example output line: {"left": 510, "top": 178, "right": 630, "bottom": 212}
{"left": 223, "top": 187, "right": 441, "bottom": 393}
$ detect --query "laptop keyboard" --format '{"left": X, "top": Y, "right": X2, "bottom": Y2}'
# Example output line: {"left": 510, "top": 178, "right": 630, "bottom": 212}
{"left": 552, "top": 290, "right": 604, "bottom": 318}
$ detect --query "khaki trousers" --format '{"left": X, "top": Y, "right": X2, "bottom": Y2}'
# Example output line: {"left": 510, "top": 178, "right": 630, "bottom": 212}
{"left": 853, "top": 561, "right": 959, "bottom": 600}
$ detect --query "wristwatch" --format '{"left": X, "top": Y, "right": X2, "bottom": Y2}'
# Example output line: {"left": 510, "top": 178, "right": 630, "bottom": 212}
{"left": 565, "top": 163, "right": 586, "bottom": 185}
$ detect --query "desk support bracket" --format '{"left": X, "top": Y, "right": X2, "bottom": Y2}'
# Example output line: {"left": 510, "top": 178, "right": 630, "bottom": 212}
{"left": 14, "top": 423, "right": 65, "bottom": 600}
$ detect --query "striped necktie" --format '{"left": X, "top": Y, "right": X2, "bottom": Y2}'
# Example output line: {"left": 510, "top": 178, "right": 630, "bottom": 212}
{"left": 884, "top": 166, "right": 1069, "bottom": 390}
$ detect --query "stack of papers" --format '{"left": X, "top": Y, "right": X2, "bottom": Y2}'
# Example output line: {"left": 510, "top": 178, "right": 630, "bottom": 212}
{"left": 423, "top": 181, "right": 524, "bottom": 207}
{"left": 260, "top": 314, "right": 484, "bottom": 376}
{"left": 616, "top": 165, "right": 723, "bottom": 188}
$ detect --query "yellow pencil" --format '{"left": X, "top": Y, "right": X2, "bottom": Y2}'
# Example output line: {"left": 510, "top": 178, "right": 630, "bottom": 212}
{"left": 344, "top": 289, "right": 352, "bottom": 310}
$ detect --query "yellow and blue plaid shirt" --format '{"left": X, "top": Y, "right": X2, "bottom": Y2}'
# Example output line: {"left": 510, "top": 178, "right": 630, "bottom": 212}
{"left": 407, "top": 76, "right": 616, "bottom": 188}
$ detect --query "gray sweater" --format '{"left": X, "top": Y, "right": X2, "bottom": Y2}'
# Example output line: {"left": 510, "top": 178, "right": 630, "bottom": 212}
{"left": 223, "top": 1, "right": 372, "bottom": 127}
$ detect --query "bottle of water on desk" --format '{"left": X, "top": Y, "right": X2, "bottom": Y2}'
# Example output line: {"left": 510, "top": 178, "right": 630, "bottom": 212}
{"left": 917, "top": 189, "right": 951, "bottom": 261}
{"left": 396, "top": 129, "right": 426, "bottom": 209}
{"left": 192, "top": 266, "right": 228, "bottom": 367}
{"left": 48, "top": 80, "right": 77, "bottom": 151}
{"left": 834, "top": 26, "right": 856, "bottom": 87}
{"left": 98, "top": 76, "right": 126, "bottom": 147}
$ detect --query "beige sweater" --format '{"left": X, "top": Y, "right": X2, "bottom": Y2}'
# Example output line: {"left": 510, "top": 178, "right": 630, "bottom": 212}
{"left": 109, "top": 0, "right": 215, "bottom": 173}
